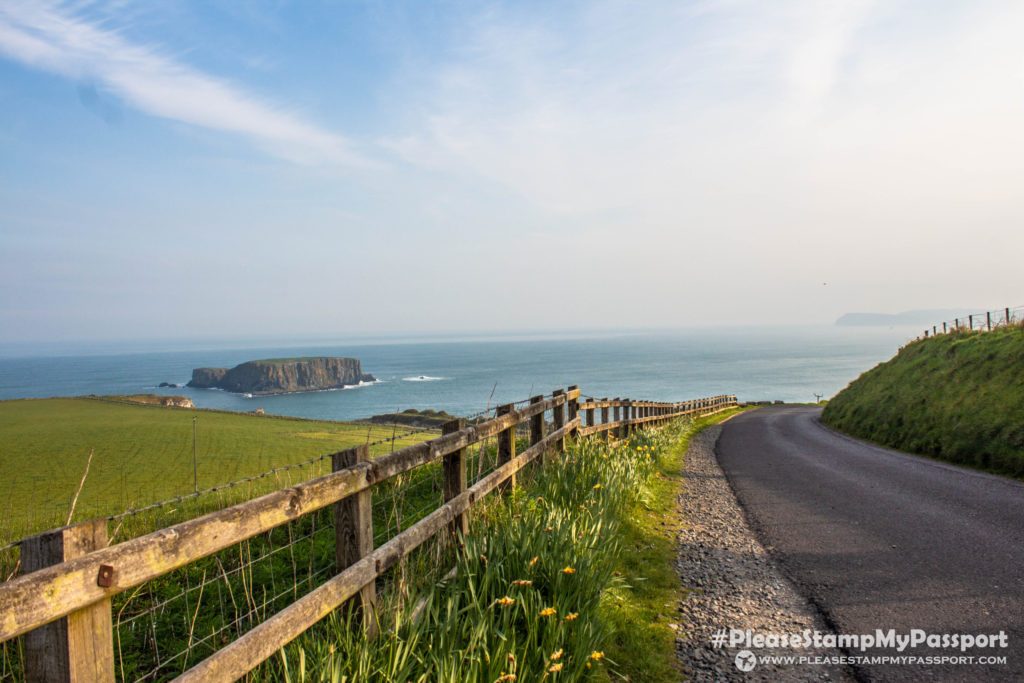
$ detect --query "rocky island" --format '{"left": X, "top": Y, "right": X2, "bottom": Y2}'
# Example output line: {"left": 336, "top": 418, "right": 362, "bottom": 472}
{"left": 187, "top": 357, "right": 375, "bottom": 395}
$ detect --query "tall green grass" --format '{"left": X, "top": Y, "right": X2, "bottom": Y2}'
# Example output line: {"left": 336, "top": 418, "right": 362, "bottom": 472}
{"left": 823, "top": 325, "right": 1024, "bottom": 477}
{"left": 269, "top": 425, "right": 685, "bottom": 682}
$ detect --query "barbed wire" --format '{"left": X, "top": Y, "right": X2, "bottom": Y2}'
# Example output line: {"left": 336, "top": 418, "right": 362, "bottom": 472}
{"left": 0, "top": 403, "right": 520, "bottom": 554}
{"left": 909, "top": 304, "right": 1024, "bottom": 345}
{"left": 104, "top": 424, "right": 441, "bottom": 524}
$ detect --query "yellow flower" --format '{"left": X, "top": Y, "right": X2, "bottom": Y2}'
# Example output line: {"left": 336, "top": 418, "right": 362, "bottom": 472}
{"left": 549, "top": 663, "right": 563, "bottom": 673}
{"left": 592, "top": 484, "right": 602, "bottom": 490}
{"left": 494, "top": 675, "right": 516, "bottom": 683}
{"left": 545, "top": 526, "right": 554, "bottom": 532}
{"left": 540, "top": 607, "right": 557, "bottom": 617}
{"left": 529, "top": 556, "right": 539, "bottom": 567}
{"left": 494, "top": 596, "right": 515, "bottom": 607}
{"left": 512, "top": 579, "right": 533, "bottom": 587}
{"left": 562, "top": 566, "right": 576, "bottom": 574}
{"left": 590, "top": 651, "right": 605, "bottom": 661}
{"left": 564, "top": 612, "right": 578, "bottom": 621}
{"left": 550, "top": 648, "right": 563, "bottom": 660}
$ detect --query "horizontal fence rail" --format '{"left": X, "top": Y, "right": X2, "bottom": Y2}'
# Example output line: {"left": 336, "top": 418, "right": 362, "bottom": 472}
{"left": 916, "top": 304, "right": 1024, "bottom": 341}
{"left": 0, "top": 387, "right": 737, "bottom": 682}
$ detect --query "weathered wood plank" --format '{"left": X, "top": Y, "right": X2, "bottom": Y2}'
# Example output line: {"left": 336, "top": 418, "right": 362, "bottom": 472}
{"left": 497, "top": 403, "right": 516, "bottom": 493}
{"left": 529, "top": 395, "right": 545, "bottom": 465}
{"left": 442, "top": 418, "right": 468, "bottom": 539}
{"left": 174, "top": 419, "right": 579, "bottom": 683}
{"left": 22, "top": 520, "right": 113, "bottom": 683}
{"left": 552, "top": 389, "right": 566, "bottom": 454}
{"left": 0, "top": 395, "right": 573, "bottom": 641}
{"left": 0, "top": 464, "right": 372, "bottom": 642}
{"left": 333, "top": 445, "right": 376, "bottom": 637}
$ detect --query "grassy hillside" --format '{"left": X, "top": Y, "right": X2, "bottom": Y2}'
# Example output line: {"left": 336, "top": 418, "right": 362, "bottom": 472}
{"left": 822, "top": 325, "right": 1024, "bottom": 477}
{"left": 0, "top": 397, "right": 436, "bottom": 546}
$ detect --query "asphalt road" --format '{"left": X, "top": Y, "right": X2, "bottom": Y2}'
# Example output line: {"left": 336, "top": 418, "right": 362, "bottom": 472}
{"left": 715, "top": 406, "right": 1024, "bottom": 682}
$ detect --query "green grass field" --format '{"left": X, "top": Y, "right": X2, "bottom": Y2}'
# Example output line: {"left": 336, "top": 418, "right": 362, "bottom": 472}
{"left": 0, "top": 397, "right": 436, "bottom": 546}
{"left": 822, "top": 324, "right": 1024, "bottom": 477}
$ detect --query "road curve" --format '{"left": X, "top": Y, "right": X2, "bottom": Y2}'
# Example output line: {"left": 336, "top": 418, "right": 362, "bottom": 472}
{"left": 715, "top": 406, "right": 1024, "bottom": 682}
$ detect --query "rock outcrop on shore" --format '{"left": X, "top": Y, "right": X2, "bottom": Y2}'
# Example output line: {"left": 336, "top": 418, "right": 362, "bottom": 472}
{"left": 187, "top": 357, "right": 375, "bottom": 395}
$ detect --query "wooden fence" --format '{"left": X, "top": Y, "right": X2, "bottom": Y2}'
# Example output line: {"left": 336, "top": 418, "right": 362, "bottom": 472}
{"left": 918, "top": 305, "right": 1023, "bottom": 340}
{"left": 0, "top": 388, "right": 736, "bottom": 682}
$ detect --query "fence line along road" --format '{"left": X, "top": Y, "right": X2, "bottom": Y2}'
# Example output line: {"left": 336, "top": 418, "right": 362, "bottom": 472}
{"left": 0, "top": 387, "right": 737, "bottom": 683}
{"left": 916, "top": 304, "right": 1024, "bottom": 341}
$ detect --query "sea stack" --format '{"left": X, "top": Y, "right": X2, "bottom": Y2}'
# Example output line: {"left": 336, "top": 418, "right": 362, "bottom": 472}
{"left": 187, "top": 357, "right": 375, "bottom": 395}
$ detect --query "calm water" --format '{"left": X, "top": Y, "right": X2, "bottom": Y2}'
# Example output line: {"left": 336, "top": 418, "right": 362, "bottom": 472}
{"left": 0, "top": 327, "right": 913, "bottom": 421}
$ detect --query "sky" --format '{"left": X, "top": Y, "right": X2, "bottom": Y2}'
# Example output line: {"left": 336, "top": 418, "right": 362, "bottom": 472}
{"left": 1, "top": 0, "right": 1023, "bottom": 346}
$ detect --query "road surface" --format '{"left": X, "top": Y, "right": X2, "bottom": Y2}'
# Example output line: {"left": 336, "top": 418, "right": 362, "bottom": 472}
{"left": 715, "top": 406, "right": 1024, "bottom": 681}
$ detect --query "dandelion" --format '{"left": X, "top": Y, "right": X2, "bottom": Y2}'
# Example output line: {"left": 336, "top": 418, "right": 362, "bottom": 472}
{"left": 590, "top": 651, "right": 605, "bottom": 661}
{"left": 562, "top": 566, "right": 576, "bottom": 575}
{"left": 549, "top": 663, "right": 563, "bottom": 673}
{"left": 540, "top": 607, "right": 557, "bottom": 617}
{"left": 550, "top": 648, "right": 563, "bottom": 661}
{"left": 564, "top": 612, "right": 578, "bottom": 621}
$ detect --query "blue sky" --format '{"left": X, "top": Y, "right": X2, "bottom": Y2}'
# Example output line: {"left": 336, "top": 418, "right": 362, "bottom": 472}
{"left": 2, "top": 0, "right": 1023, "bottom": 346}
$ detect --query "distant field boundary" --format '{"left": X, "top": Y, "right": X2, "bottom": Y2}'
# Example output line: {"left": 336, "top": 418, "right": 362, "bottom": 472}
{"left": 915, "top": 304, "right": 1024, "bottom": 342}
{"left": 0, "top": 388, "right": 736, "bottom": 682}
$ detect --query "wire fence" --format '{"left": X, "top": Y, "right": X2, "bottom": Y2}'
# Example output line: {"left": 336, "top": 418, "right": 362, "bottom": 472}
{"left": 0, "top": 392, "right": 559, "bottom": 682}
{"left": 0, "top": 388, "right": 727, "bottom": 682}
{"left": 909, "top": 305, "right": 1024, "bottom": 345}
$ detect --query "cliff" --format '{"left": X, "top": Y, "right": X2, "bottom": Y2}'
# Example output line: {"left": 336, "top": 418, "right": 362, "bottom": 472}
{"left": 187, "top": 357, "right": 375, "bottom": 395}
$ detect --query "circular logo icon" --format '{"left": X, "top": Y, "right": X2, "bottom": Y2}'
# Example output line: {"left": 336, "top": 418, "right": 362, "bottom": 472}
{"left": 735, "top": 649, "right": 757, "bottom": 672}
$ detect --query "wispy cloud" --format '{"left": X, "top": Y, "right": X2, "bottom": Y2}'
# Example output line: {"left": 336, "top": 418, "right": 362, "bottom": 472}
{"left": 0, "top": 1, "right": 365, "bottom": 165}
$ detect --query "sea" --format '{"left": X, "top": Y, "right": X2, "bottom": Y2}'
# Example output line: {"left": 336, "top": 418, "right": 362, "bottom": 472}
{"left": 0, "top": 326, "right": 916, "bottom": 422}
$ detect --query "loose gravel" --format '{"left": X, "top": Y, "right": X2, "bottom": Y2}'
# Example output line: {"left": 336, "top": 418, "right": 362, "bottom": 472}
{"left": 674, "top": 424, "right": 855, "bottom": 681}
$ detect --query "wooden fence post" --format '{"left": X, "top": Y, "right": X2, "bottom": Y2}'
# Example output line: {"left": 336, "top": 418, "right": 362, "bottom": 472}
{"left": 943, "top": 322, "right": 947, "bottom": 333}
{"left": 969, "top": 314, "right": 973, "bottom": 330}
{"left": 333, "top": 445, "right": 377, "bottom": 636}
{"left": 529, "top": 395, "right": 545, "bottom": 464}
{"left": 568, "top": 385, "right": 579, "bottom": 440}
{"left": 552, "top": 389, "right": 566, "bottom": 453}
{"left": 987, "top": 311, "right": 992, "bottom": 330}
{"left": 441, "top": 418, "right": 468, "bottom": 539}
{"left": 620, "top": 400, "right": 630, "bottom": 438}
{"left": 586, "top": 401, "right": 596, "bottom": 431}
{"left": 612, "top": 400, "right": 621, "bottom": 438}
{"left": 600, "top": 398, "right": 609, "bottom": 441}
{"left": 497, "top": 403, "right": 516, "bottom": 493}
{"left": 21, "top": 519, "right": 114, "bottom": 683}
{"left": 1007, "top": 307, "right": 1012, "bottom": 325}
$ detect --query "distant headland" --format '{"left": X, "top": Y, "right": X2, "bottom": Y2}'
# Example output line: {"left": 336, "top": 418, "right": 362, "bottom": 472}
{"left": 187, "top": 357, "right": 376, "bottom": 395}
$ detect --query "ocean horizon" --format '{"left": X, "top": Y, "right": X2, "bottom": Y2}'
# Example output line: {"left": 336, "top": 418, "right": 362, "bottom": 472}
{"left": 0, "top": 325, "right": 918, "bottom": 422}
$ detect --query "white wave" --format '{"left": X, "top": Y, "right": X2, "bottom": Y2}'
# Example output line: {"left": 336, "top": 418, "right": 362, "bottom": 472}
{"left": 342, "top": 379, "right": 382, "bottom": 390}
{"left": 402, "top": 375, "right": 448, "bottom": 382}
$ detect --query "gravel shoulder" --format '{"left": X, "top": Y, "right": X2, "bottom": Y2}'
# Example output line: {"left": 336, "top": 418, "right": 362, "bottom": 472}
{"left": 674, "top": 424, "right": 855, "bottom": 681}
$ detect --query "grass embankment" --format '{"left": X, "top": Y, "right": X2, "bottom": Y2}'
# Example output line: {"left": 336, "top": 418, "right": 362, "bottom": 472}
{"left": 823, "top": 325, "right": 1024, "bottom": 477}
{"left": 600, "top": 409, "right": 741, "bottom": 682}
{"left": 272, "top": 411, "right": 741, "bottom": 682}
{"left": 0, "top": 397, "right": 435, "bottom": 546}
